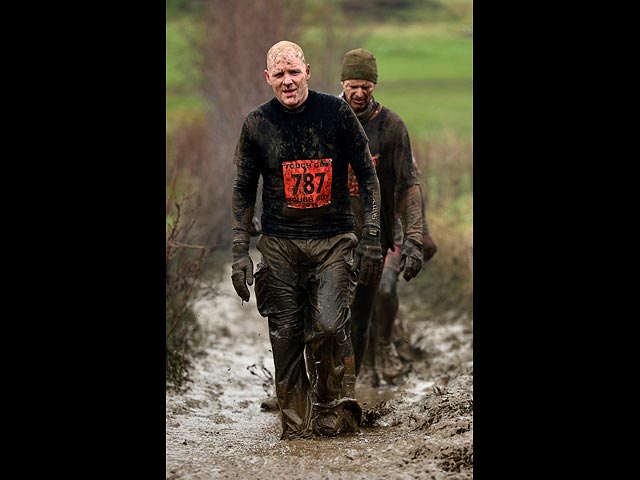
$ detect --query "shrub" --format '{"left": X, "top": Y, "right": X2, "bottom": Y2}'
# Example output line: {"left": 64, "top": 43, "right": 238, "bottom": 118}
{"left": 166, "top": 183, "right": 208, "bottom": 390}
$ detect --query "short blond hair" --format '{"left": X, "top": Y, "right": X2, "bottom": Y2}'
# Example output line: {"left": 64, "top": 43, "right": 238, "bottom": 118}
{"left": 266, "top": 41, "right": 306, "bottom": 70}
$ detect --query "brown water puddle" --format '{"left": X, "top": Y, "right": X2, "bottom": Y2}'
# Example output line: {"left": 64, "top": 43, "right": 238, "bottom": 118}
{"left": 166, "top": 251, "right": 473, "bottom": 479}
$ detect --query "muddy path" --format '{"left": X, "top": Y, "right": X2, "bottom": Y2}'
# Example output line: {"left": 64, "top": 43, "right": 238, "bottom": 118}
{"left": 166, "top": 250, "right": 473, "bottom": 479}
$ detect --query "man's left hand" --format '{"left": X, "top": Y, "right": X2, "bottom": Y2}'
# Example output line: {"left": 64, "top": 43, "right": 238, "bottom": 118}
{"left": 399, "top": 238, "right": 423, "bottom": 281}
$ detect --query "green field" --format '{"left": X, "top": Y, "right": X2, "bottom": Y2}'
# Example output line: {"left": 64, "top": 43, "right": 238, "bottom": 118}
{"left": 361, "top": 23, "right": 472, "bottom": 142}
{"left": 166, "top": 17, "right": 206, "bottom": 131}
{"left": 166, "top": 14, "right": 472, "bottom": 144}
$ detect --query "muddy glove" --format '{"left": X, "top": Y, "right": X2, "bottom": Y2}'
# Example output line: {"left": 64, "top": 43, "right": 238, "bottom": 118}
{"left": 399, "top": 238, "right": 423, "bottom": 281}
{"left": 422, "top": 233, "right": 438, "bottom": 262}
{"left": 231, "top": 242, "right": 254, "bottom": 302}
{"left": 352, "top": 225, "right": 383, "bottom": 285}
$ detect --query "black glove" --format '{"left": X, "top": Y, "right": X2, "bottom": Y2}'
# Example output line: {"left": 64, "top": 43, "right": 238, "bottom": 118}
{"left": 399, "top": 238, "right": 423, "bottom": 281}
{"left": 422, "top": 233, "right": 437, "bottom": 262}
{"left": 352, "top": 226, "right": 383, "bottom": 285}
{"left": 231, "top": 242, "right": 254, "bottom": 302}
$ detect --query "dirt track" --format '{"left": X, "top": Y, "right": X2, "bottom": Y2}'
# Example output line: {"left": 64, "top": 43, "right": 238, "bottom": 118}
{"left": 166, "top": 251, "right": 473, "bottom": 479}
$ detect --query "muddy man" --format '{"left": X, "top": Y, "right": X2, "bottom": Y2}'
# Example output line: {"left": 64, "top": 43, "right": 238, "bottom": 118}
{"left": 338, "top": 48, "right": 437, "bottom": 387}
{"left": 230, "top": 40, "right": 383, "bottom": 439}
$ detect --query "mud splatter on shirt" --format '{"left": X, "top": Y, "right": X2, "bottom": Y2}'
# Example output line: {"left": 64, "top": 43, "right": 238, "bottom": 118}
{"left": 233, "top": 90, "right": 380, "bottom": 240}
{"left": 345, "top": 96, "right": 420, "bottom": 250}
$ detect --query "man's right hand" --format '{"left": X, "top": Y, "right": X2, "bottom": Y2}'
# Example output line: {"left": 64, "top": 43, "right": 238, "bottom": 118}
{"left": 423, "top": 233, "right": 438, "bottom": 262}
{"left": 231, "top": 242, "right": 254, "bottom": 302}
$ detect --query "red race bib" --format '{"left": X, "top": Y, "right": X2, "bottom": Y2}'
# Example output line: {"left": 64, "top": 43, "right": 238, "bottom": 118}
{"left": 282, "top": 158, "right": 333, "bottom": 209}
{"left": 348, "top": 154, "right": 379, "bottom": 196}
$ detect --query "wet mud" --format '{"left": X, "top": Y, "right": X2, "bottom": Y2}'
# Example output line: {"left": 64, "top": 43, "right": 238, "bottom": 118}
{"left": 166, "top": 250, "right": 472, "bottom": 479}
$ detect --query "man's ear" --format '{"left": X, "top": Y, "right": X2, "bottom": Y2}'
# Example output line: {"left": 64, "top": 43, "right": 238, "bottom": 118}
{"left": 264, "top": 69, "right": 271, "bottom": 86}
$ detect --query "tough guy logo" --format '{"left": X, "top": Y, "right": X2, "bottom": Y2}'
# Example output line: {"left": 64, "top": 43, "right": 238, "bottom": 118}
{"left": 282, "top": 158, "right": 333, "bottom": 209}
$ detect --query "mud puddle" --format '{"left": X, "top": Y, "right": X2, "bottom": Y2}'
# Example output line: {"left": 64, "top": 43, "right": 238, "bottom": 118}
{"left": 166, "top": 250, "right": 473, "bottom": 479}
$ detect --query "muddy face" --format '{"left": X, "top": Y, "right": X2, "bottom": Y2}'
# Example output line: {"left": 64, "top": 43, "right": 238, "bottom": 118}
{"left": 265, "top": 51, "right": 310, "bottom": 109}
{"left": 341, "top": 79, "right": 376, "bottom": 113}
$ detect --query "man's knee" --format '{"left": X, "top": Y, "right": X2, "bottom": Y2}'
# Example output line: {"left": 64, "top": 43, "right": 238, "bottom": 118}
{"left": 377, "top": 270, "right": 397, "bottom": 299}
{"left": 313, "top": 318, "right": 349, "bottom": 340}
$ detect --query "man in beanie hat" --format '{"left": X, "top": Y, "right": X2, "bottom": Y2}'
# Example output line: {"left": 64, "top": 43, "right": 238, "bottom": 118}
{"left": 339, "top": 48, "right": 438, "bottom": 387}
{"left": 232, "top": 41, "right": 383, "bottom": 439}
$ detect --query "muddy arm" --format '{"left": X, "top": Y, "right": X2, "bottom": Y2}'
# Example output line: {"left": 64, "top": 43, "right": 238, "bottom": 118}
{"left": 396, "top": 183, "right": 423, "bottom": 247}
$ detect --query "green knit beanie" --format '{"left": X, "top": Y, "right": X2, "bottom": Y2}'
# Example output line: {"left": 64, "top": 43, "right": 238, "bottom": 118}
{"left": 340, "top": 48, "right": 378, "bottom": 83}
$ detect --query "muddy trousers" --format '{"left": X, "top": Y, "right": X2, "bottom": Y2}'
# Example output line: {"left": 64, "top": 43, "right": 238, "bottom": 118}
{"left": 372, "top": 243, "right": 402, "bottom": 354}
{"left": 254, "top": 233, "right": 358, "bottom": 439}
{"left": 373, "top": 264, "right": 400, "bottom": 349}
{"left": 350, "top": 276, "right": 381, "bottom": 376}
{"left": 353, "top": 242, "right": 407, "bottom": 385}
{"left": 349, "top": 250, "right": 388, "bottom": 376}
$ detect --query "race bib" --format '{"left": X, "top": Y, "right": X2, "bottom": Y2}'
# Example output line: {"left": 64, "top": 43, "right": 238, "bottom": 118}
{"left": 282, "top": 158, "right": 333, "bottom": 209}
{"left": 348, "top": 154, "right": 379, "bottom": 196}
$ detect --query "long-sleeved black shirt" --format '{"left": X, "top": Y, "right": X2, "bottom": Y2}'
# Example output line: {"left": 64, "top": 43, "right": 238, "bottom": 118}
{"left": 232, "top": 90, "right": 380, "bottom": 241}
{"left": 346, "top": 97, "right": 421, "bottom": 250}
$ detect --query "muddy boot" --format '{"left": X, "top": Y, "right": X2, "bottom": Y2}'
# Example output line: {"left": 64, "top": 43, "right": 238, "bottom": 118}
{"left": 259, "top": 396, "right": 279, "bottom": 411}
{"left": 312, "top": 398, "right": 362, "bottom": 436}
{"left": 391, "top": 313, "right": 417, "bottom": 362}
{"left": 379, "top": 342, "right": 406, "bottom": 384}
{"left": 356, "top": 364, "right": 380, "bottom": 388}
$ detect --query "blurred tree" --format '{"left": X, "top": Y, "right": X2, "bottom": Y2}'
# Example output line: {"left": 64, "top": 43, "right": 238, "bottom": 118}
{"left": 183, "top": 0, "right": 365, "bottom": 248}
{"left": 166, "top": 0, "right": 201, "bottom": 16}
{"left": 186, "top": 0, "right": 302, "bottom": 249}
{"left": 340, "top": 0, "right": 458, "bottom": 22}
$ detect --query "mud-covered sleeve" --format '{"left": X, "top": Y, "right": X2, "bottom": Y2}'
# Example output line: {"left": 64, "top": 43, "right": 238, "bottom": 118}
{"left": 396, "top": 184, "right": 423, "bottom": 245}
{"left": 387, "top": 117, "right": 421, "bottom": 243}
{"left": 231, "top": 118, "right": 261, "bottom": 244}
{"left": 391, "top": 118, "right": 420, "bottom": 191}
{"left": 340, "top": 103, "right": 381, "bottom": 229}
{"left": 409, "top": 154, "right": 431, "bottom": 235}
{"left": 417, "top": 178, "right": 430, "bottom": 235}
